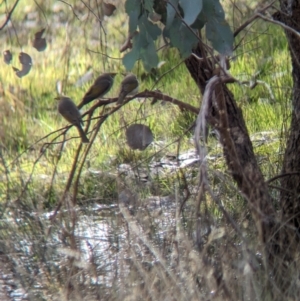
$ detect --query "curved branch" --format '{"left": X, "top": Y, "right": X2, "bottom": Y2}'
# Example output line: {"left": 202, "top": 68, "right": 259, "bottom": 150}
{"left": 0, "top": 0, "right": 20, "bottom": 30}
{"left": 233, "top": 0, "right": 276, "bottom": 38}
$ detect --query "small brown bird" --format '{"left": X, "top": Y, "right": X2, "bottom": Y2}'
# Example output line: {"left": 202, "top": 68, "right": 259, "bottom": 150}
{"left": 56, "top": 96, "right": 89, "bottom": 143}
{"left": 77, "top": 72, "right": 117, "bottom": 109}
{"left": 117, "top": 73, "right": 139, "bottom": 105}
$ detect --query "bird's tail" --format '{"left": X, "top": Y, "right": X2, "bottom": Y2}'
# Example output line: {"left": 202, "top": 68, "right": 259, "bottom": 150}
{"left": 117, "top": 91, "right": 126, "bottom": 105}
{"left": 77, "top": 125, "right": 89, "bottom": 143}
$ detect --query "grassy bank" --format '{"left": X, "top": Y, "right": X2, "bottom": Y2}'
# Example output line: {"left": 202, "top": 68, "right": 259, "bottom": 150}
{"left": 0, "top": 1, "right": 296, "bottom": 300}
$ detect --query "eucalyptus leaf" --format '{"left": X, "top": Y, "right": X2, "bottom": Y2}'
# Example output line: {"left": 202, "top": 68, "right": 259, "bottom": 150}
{"left": 3, "top": 50, "right": 12, "bottom": 65}
{"left": 138, "top": 13, "right": 161, "bottom": 40}
{"left": 168, "top": 17, "right": 181, "bottom": 47}
{"left": 135, "top": 30, "right": 150, "bottom": 49}
{"left": 102, "top": 2, "right": 116, "bottom": 16}
{"left": 33, "top": 28, "right": 47, "bottom": 52}
{"left": 191, "top": 16, "right": 206, "bottom": 29}
{"left": 196, "top": 0, "right": 233, "bottom": 55}
{"left": 122, "top": 32, "right": 155, "bottom": 71}
{"left": 126, "top": 123, "right": 154, "bottom": 150}
{"left": 123, "top": 47, "right": 139, "bottom": 71}
{"left": 169, "top": 17, "right": 198, "bottom": 58}
{"left": 210, "top": 0, "right": 225, "bottom": 19}
{"left": 162, "top": 27, "right": 170, "bottom": 41}
{"left": 125, "top": 0, "right": 140, "bottom": 13}
{"left": 202, "top": 0, "right": 224, "bottom": 19}
{"left": 206, "top": 18, "right": 233, "bottom": 55}
{"left": 179, "top": 0, "right": 202, "bottom": 25}
{"left": 128, "top": 8, "right": 139, "bottom": 33}
{"left": 166, "top": 0, "right": 179, "bottom": 29}
{"left": 140, "top": 39, "right": 159, "bottom": 71}
{"left": 191, "top": 0, "right": 225, "bottom": 29}
{"left": 144, "top": 0, "right": 154, "bottom": 12}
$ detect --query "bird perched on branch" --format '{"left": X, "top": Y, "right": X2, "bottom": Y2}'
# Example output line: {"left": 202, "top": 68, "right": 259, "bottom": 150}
{"left": 117, "top": 73, "right": 139, "bottom": 105}
{"left": 55, "top": 96, "right": 89, "bottom": 143}
{"left": 77, "top": 72, "right": 117, "bottom": 109}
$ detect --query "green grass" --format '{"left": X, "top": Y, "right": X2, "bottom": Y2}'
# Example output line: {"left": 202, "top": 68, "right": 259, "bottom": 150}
{"left": 0, "top": 1, "right": 291, "bottom": 204}
{"left": 0, "top": 2, "right": 298, "bottom": 301}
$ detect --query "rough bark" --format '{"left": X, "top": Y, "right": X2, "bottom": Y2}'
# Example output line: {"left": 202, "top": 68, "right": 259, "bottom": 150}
{"left": 185, "top": 45, "right": 278, "bottom": 254}
{"left": 279, "top": 0, "right": 300, "bottom": 238}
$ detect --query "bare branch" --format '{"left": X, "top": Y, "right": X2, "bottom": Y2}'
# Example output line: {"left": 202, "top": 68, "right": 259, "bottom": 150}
{"left": 233, "top": 1, "right": 277, "bottom": 38}
{"left": 257, "top": 12, "right": 300, "bottom": 39}
{"left": 57, "top": 0, "right": 80, "bottom": 20}
{"left": 0, "top": 0, "right": 20, "bottom": 30}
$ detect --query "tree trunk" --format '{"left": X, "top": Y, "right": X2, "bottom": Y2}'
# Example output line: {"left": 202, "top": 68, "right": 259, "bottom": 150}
{"left": 184, "top": 37, "right": 300, "bottom": 294}
{"left": 279, "top": 0, "right": 300, "bottom": 240}
{"left": 183, "top": 2, "right": 300, "bottom": 292}
{"left": 185, "top": 45, "right": 278, "bottom": 255}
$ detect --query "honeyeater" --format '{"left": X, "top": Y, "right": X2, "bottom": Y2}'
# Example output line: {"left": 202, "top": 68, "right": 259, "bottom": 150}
{"left": 55, "top": 96, "right": 89, "bottom": 143}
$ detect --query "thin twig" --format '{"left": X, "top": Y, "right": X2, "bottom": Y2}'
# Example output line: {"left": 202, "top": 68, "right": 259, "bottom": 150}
{"left": 57, "top": 0, "right": 80, "bottom": 20}
{"left": 151, "top": 60, "right": 184, "bottom": 90}
{"left": 50, "top": 141, "right": 84, "bottom": 221}
{"left": 257, "top": 12, "right": 300, "bottom": 39}
{"left": 233, "top": 1, "right": 277, "bottom": 38}
{"left": 80, "top": 0, "right": 102, "bottom": 23}
{"left": 0, "top": 0, "right": 20, "bottom": 30}
{"left": 266, "top": 171, "right": 300, "bottom": 184}
{"left": 86, "top": 48, "right": 122, "bottom": 60}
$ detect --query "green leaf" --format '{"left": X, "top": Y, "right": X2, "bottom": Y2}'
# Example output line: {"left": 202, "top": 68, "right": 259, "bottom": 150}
{"left": 144, "top": 0, "right": 153, "bottom": 12}
{"left": 125, "top": 0, "right": 140, "bottom": 13}
{"left": 123, "top": 30, "right": 158, "bottom": 72}
{"left": 166, "top": 0, "right": 179, "bottom": 29}
{"left": 179, "top": 0, "right": 202, "bottom": 25}
{"left": 194, "top": 0, "right": 224, "bottom": 21}
{"left": 210, "top": 0, "right": 225, "bottom": 19}
{"left": 128, "top": 9, "right": 139, "bottom": 33}
{"left": 168, "top": 17, "right": 180, "bottom": 46}
{"left": 123, "top": 33, "right": 143, "bottom": 71}
{"left": 138, "top": 13, "right": 161, "bottom": 40}
{"left": 123, "top": 47, "right": 139, "bottom": 71}
{"left": 190, "top": 0, "right": 233, "bottom": 54}
{"left": 125, "top": 0, "right": 141, "bottom": 34}
{"left": 191, "top": 16, "right": 206, "bottom": 29}
{"left": 128, "top": 10, "right": 140, "bottom": 33}
{"left": 206, "top": 18, "right": 233, "bottom": 55}
{"left": 190, "top": 0, "right": 224, "bottom": 29}
{"left": 162, "top": 27, "right": 170, "bottom": 41}
{"left": 169, "top": 17, "right": 198, "bottom": 58}
{"left": 137, "top": 30, "right": 158, "bottom": 71}
{"left": 135, "top": 30, "right": 149, "bottom": 49}
{"left": 140, "top": 38, "right": 158, "bottom": 71}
